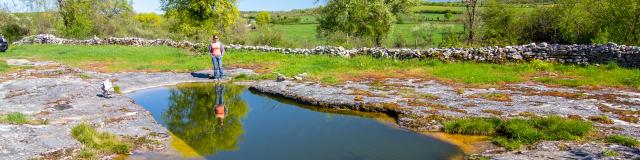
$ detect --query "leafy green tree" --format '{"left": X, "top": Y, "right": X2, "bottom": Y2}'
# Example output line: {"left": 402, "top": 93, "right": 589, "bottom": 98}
{"left": 56, "top": 0, "right": 133, "bottom": 38}
{"left": 134, "top": 13, "right": 164, "bottom": 27}
{"left": 444, "top": 11, "right": 453, "bottom": 21}
{"left": 587, "top": 0, "right": 640, "bottom": 45}
{"left": 479, "top": 0, "right": 521, "bottom": 46}
{"left": 461, "top": 0, "right": 480, "bottom": 45}
{"left": 318, "top": 0, "right": 408, "bottom": 46}
{"left": 255, "top": 11, "right": 271, "bottom": 26}
{"left": 160, "top": 0, "right": 239, "bottom": 39}
{"left": 58, "top": 0, "right": 95, "bottom": 38}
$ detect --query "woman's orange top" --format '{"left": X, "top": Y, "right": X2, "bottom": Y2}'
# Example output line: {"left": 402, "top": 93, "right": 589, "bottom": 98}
{"left": 215, "top": 105, "right": 225, "bottom": 118}
{"left": 211, "top": 42, "right": 222, "bottom": 57}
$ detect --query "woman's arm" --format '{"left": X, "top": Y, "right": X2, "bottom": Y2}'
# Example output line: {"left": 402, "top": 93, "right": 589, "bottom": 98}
{"left": 221, "top": 42, "right": 225, "bottom": 57}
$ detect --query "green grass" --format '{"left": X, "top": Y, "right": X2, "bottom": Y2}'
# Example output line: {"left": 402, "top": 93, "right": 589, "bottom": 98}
{"left": 411, "top": 5, "right": 466, "bottom": 14}
{"left": 0, "top": 112, "right": 30, "bottom": 124}
{"left": 410, "top": 5, "right": 537, "bottom": 14}
{"left": 113, "top": 86, "right": 122, "bottom": 94}
{"left": 0, "top": 61, "right": 11, "bottom": 73}
{"left": 602, "top": 149, "right": 621, "bottom": 157}
{"left": 443, "top": 116, "right": 593, "bottom": 150}
{"left": 606, "top": 134, "right": 639, "bottom": 147}
{"left": 71, "top": 123, "right": 131, "bottom": 155}
{"left": 4, "top": 45, "right": 640, "bottom": 89}
{"left": 443, "top": 117, "right": 501, "bottom": 135}
{"left": 2, "top": 45, "right": 209, "bottom": 72}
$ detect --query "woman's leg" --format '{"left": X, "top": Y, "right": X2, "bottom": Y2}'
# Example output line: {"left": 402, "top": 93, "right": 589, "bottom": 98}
{"left": 217, "top": 56, "right": 224, "bottom": 78}
{"left": 212, "top": 57, "right": 219, "bottom": 79}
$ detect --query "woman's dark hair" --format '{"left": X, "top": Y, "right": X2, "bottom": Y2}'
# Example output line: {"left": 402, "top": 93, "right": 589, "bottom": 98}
{"left": 213, "top": 35, "right": 219, "bottom": 39}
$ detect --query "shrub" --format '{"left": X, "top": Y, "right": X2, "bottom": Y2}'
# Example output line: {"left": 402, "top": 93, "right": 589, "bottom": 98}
{"left": 606, "top": 134, "right": 639, "bottom": 147}
{"left": 251, "top": 26, "right": 290, "bottom": 47}
{"left": 1, "top": 23, "right": 30, "bottom": 42}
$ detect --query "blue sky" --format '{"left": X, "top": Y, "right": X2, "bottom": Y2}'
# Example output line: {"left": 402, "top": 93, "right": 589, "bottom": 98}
{"left": 132, "top": 0, "right": 322, "bottom": 13}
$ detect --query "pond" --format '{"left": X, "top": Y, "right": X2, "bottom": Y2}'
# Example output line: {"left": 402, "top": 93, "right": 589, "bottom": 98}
{"left": 126, "top": 83, "right": 464, "bottom": 160}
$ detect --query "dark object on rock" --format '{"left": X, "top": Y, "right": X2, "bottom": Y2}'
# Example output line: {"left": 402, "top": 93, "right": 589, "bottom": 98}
{"left": 53, "top": 104, "right": 73, "bottom": 111}
{"left": 0, "top": 35, "right": 8, "bottom": 52}
{"left": 276, "top": 73, "right": 286, "bottom": 82}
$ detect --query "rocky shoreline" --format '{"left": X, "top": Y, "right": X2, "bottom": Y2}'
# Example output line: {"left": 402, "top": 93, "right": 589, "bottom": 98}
{"left": 0, "top": 60, "right": 255, "bottom": 159}
{"left": 1, "top": 59, "right": 639, "bottom": 159}
{"left": 249, "top": 77, "right": 640, "bottom": 159}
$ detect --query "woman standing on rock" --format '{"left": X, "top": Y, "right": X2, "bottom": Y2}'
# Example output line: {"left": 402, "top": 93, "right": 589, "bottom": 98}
{"left": 209, "top": 35, "right": 225, "bottom": 81}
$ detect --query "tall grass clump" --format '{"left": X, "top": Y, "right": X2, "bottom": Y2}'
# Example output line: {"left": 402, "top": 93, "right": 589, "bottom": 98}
{"left": 443, "top": 117, "right": 501, "bottom": 135}
{"left": 443, "top": 115, "right": 593, "bottom": 150}
{"left": 606, "top": 134, "right": 639, "bottom": 148}
{"left": 0, "top": 112, "right": 30, "bottom": 124}
{"left": 71, "top": 123, "right": 131, "bottom": 156}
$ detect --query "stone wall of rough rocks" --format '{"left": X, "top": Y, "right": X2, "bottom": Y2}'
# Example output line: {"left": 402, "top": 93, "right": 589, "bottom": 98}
{"left": 14, "top": 34, "right": 640, "bottom": 67}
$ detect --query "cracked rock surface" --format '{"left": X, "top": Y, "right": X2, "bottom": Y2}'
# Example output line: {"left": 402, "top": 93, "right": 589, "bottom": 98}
{"left": 0, "top": 60, "right": 255, "bottom": 159}
{"left": 250, "top": 78, "right": 640, "bottom": 159}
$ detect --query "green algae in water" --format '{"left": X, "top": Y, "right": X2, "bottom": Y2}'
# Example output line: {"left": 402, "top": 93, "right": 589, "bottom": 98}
{"left": 127, "top": 83, "right": 464, "bottom": 160}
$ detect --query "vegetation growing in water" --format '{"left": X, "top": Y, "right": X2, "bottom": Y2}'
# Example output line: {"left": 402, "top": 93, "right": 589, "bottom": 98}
{"left": 443, "top": 116, "right": 593, "bottom": 150}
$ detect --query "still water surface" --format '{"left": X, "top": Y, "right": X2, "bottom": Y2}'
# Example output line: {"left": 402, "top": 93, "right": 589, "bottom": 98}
{"left": 127, "top": 83, "right": 463, "bottom": 160}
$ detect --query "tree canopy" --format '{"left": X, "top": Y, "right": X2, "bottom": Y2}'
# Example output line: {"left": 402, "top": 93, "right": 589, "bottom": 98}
{"left": 317, "top": 0, "right": 417, "bottom": 46}
{"left": 160, "top": 0, "right": 239, "bottom": 39}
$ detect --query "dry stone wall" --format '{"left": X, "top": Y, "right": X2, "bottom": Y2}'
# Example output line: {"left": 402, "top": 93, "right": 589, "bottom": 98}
{"left": 14, "top": 34, "right": 640, "bottom": 67}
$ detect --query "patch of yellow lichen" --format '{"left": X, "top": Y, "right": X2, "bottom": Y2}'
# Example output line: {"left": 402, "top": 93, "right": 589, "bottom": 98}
{"left": 421, "top": 132, "right": 491, "bottom": 154}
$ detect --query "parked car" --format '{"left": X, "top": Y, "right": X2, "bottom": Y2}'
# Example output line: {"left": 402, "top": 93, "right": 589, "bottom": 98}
{"left": 0, "top": 35, "right": 8, "bottom": 52}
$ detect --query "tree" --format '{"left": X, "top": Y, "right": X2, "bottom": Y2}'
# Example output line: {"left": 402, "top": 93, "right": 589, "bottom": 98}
{"left": 56, "top": 0, "right": 134, "bottom": 38}
{"left": 479, "top": 0, "right": 521, "bottom": 46}
{"left": 160, "top": 0, "right": 239, "bottom": 39}
{"left": 134, "top": 13, "right": 164, "bottom": 27}
{"left": 255, "top": 11, "right": 271, "bottom": 26}
{"left": 58, "top": 0, "right": 95, "bottom": 38}
{"left": 317, "top": 0, "right": 415, "bottom": 46}
{"left": 385, "top": 0, "right": 418, "bottom": 17}
{"left": 444, "top": 11, "right": 453, "bottom": 21}
{"left": 461, "top": 0, "right": 480, "bottom": 45}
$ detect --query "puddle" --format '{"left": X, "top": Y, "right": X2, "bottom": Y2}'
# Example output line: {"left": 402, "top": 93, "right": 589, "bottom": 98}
{"left": 127, "top": 83, "right": 464, "bottom": 160}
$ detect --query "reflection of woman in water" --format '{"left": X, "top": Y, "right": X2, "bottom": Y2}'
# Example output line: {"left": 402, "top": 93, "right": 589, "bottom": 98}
{"left": 215, "top": 84, "right": 226, "bottom": 126}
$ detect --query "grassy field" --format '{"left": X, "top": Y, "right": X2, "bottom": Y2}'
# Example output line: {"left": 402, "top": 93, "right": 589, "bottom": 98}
{"left": 411, "top": 5, "right": 466, "bottom": 13}
{"left": 255, "top": 23, "right": 465, "bottom": 48}
{"left": 3, "top": 45, "right": 640, "bottom": 89}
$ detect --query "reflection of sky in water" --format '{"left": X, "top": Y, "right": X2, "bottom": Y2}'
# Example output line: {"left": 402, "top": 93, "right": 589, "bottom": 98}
{"left": 127, "top": 83, "right": 463, "bottom": 160}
